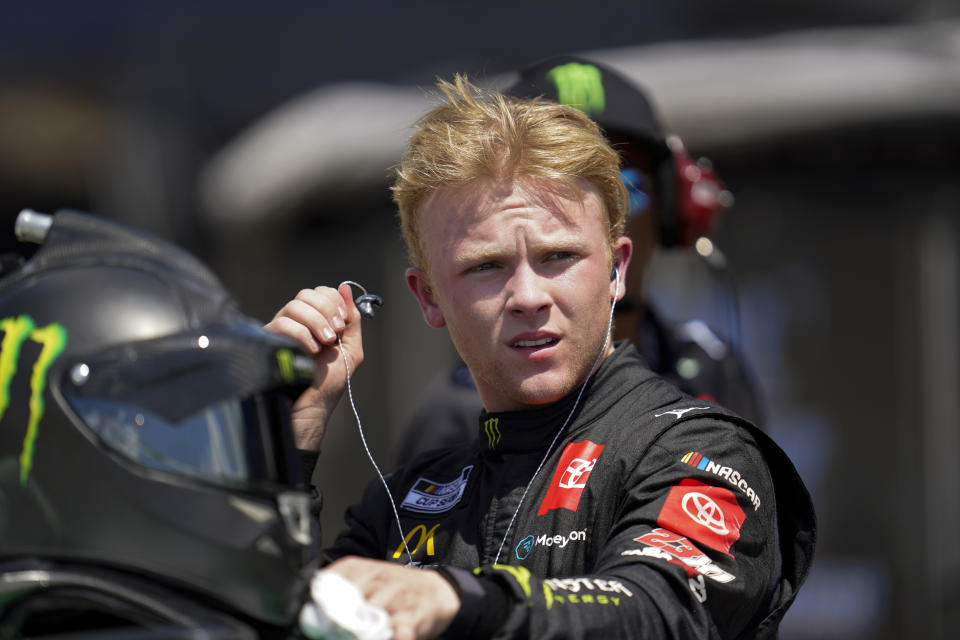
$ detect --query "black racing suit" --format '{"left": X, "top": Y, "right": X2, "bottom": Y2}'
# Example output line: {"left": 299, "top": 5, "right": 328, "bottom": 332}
{"left": 325, "top": 342, "right": 816, "bottom": 639}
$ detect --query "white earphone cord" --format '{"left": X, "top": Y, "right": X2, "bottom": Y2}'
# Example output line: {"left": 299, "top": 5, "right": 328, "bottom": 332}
{"left": 337, "top": 334, "right": 415, "bottom": 565}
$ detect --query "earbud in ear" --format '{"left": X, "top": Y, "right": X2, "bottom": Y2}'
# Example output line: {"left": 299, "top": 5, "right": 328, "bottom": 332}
{"left": 610, "top": 265, "right": 622, "bottom": 307}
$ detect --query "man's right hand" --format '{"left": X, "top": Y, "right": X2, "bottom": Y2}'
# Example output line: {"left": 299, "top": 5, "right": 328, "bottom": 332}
{"left": 327, "top": 557, "right": 460, "bottom": 640}
{"left": 265, "top": 283, "right": 364, "bottom": 451}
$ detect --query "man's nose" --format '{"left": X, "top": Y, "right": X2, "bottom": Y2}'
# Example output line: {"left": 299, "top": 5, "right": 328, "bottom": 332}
{"left": 505, "top": 265, "right": 551, "bottom": 316}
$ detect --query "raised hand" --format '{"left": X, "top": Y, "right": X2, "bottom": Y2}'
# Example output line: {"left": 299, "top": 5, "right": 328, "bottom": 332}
{"left": 265, "top": 282, "right": 364, "bottom": 450}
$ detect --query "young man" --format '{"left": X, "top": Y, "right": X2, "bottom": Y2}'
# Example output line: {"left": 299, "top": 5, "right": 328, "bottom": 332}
{"left": 268, "top": 76, "right": 815, "bottom": 639}
{"left": 395, "top": 55, "right": 764, "bottom": 465}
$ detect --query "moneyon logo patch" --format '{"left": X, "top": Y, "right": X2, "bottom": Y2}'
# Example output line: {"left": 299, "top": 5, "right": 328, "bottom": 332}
{"left": 515, "top": 530, "right": 587, "bottom": 560}
{"left": 516, "top": 534, "right": 535, "bottom": 560}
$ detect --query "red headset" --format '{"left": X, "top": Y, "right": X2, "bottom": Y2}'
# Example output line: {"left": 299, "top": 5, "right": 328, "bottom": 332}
{"left": 661, "top": 135, "right": 734, "bottom": 248}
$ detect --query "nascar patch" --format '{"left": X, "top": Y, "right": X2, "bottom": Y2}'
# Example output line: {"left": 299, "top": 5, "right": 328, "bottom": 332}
{"left": 681, "top": 451, "right": 762, "bottom": 511}
{"left": 401, "top": 465, "right": 473, "bottom": 514}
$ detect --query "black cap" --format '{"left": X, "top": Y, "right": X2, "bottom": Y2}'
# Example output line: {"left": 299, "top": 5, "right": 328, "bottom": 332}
{"left": 504, "top": 55, "right": 672, "bottom": 164}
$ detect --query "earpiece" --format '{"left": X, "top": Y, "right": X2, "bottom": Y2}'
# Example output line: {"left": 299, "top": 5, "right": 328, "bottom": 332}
{"left": 356, "top": 294, "right": 384, "bottom": 319}
{"left": 339, "top": 281, "right": 384, "bottom": 319}
{"left": 610, "top": 266, "right": 620, "bottom": 307}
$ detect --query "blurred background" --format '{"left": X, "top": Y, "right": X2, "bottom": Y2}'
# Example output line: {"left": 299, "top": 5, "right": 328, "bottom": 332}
{"left": 2, "top": 1, "right": 959, "bottom": 638}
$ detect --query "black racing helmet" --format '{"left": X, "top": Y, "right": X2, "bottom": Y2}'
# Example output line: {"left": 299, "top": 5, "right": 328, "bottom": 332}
{"left": 0, "top": 210, "right": 318, "bottom": 628}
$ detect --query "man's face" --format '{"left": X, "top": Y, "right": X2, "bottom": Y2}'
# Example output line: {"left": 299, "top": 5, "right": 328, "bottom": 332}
{"left": 406, "top": 177, "right": 631, "bottom": 413}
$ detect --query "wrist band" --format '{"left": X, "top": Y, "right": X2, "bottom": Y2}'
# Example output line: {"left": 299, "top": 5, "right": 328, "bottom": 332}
{"left": 429, "top": 565, "right": 486, "bottom": 639}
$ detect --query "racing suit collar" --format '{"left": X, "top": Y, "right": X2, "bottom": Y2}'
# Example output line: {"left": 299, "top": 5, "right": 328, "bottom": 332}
{"left": 476, "top": 341, "right": 656, "bottom": 454}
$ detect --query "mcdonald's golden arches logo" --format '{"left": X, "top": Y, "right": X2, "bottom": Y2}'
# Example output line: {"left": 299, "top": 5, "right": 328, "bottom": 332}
{"left": 393, "top": 523, "right": 440, "bottom": 560}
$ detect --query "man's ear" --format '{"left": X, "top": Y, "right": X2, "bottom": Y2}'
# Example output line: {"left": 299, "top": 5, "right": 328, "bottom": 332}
{"left": 406, "top": 267, "right": 446, "bottom": 328}
{"left": 610, "top": 236, "right": 633, "bottom": 303}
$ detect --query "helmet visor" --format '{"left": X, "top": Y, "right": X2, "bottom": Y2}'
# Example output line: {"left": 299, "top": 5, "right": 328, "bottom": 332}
{"left": 57, "top": 325, "right": 312, "bottom": 492}
{"left": 64, "top": 390, "right": 298, "bottom": 490}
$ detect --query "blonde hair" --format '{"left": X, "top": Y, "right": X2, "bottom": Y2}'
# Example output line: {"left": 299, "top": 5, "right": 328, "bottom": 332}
{"left": 392, "top": 74, "right": 627, "bottom": 271}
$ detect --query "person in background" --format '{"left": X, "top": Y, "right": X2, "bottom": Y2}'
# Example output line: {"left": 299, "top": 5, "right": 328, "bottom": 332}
{"left": 395, "top": 55, "right": 763, "bottom": 464}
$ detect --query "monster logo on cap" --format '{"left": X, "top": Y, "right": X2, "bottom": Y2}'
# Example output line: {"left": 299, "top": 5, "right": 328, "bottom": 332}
{"left": 545, "top": 62, "right": 606, "bottom": 115}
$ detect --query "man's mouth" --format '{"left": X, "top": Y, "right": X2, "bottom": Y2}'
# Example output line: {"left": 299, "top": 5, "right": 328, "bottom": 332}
{"left": 512, "top": 337, "right": 558, "bottom": 348}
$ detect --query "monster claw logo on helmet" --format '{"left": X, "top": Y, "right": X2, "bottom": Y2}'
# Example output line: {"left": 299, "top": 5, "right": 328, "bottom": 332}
{"left": 0, "top": 209, "right": 318, "bottom": 634}
{"left": 0, "top": 314, "right": 67, "bottom": 485}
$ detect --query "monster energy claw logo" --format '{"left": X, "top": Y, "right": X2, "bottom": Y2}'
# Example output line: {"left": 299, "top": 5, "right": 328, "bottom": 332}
{"left": 276, "top": 348, "right": 312, "bottom": 383}
{"left": 0, "top": 315, "right": 68, "bottom": 485}
{"left": 276, "top": 348, "right": 295, "bottom": 382}
{"left": 546, "top": 62, "right": 606, "bottom": 115}
{"left": 484, "top": 417, "right": 501, "bottom": 449}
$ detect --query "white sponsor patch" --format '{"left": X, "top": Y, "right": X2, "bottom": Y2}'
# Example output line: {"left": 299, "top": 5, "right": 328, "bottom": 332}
{"left": 537, "top": 529, "right": 586, "bottom": 548}
{"left": 516, "top": 530, "right": 587, "bottom": 560}
{"left": 400, "top": 465, "right": 473, "bottom": 514}
{"left": 622, "top": 545, "right": 735, "bottom": 583}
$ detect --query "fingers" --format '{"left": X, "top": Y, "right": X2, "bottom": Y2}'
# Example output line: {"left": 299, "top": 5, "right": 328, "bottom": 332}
{"left": 335, "top": 283, "right": 364, "bottom": 368}
{"left": 338, "top": 282, "right": 362, "bottom": 324}
{"left": 327, "top": 558, "right": 459, "bottom": 640}
{"left": 391, "top": 621, "right": 417, "bottom": 640}
{"left": 265, "top": 286, "right": 349, "bottom": 354}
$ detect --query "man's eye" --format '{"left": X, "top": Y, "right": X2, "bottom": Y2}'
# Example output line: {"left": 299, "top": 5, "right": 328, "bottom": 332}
{"left": 471, "top": 262, "right": 498, "bottom": 272}
{"left": 548, "top": 252, "right": 578, "bottom": 262}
